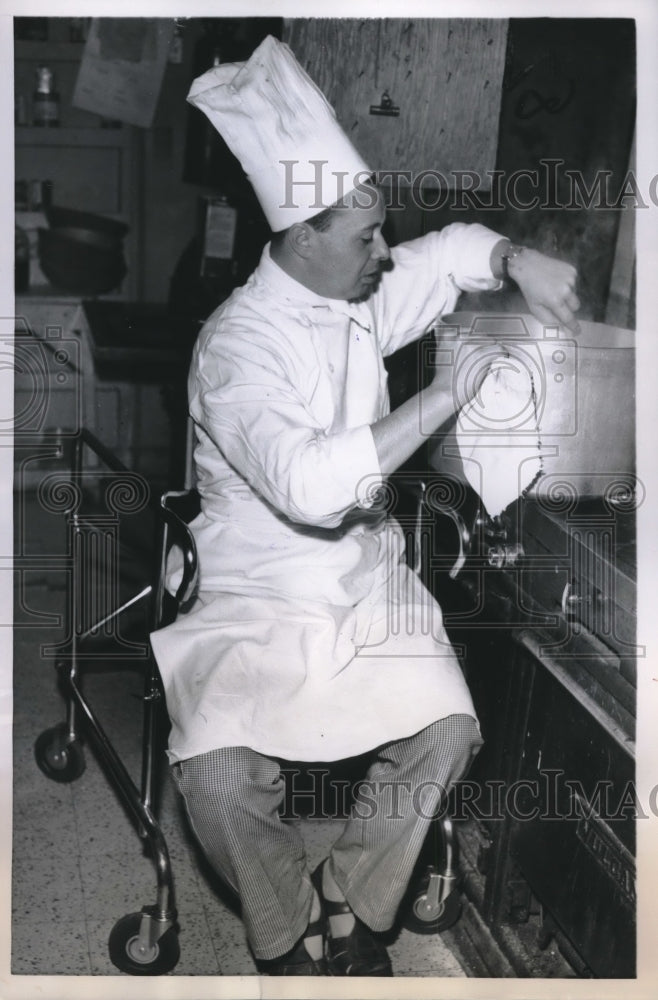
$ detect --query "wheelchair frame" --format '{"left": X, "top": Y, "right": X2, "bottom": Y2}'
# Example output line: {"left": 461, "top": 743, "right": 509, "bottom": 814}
{"left": 33, "top": 430, "right": 462, "bottom": 974}
{"left": 33, "top": 428, "right": 198, "bottom": 975}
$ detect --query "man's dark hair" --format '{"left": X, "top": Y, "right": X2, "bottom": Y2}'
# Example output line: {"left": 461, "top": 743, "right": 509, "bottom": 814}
{"left": 271, "top": 174, "right": 379, "bottom": 242}
{"left": 305, "top": 205, "right": 335, "bottom": 232}
{"left": 270, "top": 204, "right": 337, "bottom": 247}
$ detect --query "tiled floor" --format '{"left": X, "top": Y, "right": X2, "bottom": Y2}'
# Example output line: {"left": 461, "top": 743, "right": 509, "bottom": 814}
{"left": 11, "top": 489, "right": 467, "bottom": 980}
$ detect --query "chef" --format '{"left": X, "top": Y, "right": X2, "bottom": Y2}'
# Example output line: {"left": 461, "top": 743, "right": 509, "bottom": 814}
{"left": 150, "top": 35, "right": 579, "bottom": 977}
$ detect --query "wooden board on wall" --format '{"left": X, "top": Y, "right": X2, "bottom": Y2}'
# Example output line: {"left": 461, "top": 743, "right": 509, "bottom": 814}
{"left": 496, "top": 17, "right": 636, "bottom": 321}
{"left": 284, "top": 18, "right": 508, "bottom": 188}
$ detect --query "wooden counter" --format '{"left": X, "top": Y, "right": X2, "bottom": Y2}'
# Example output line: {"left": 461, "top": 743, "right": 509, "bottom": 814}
{"left": 423, "top": 493, "right": 637, "bottom": 977}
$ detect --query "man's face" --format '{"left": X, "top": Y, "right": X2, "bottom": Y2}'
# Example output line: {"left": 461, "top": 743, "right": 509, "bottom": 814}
{"left": 308, "top": 189, "right": 390, "bottom": 301}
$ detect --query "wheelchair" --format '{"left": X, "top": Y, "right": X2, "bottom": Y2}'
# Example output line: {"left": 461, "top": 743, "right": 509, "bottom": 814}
{"left": 33, "top": 430, "right": 462, "bottom": 974}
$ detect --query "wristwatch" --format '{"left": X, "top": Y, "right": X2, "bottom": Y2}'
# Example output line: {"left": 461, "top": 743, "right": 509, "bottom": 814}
{"left": 501, "top": 243, "right": 527, "bottom": 281}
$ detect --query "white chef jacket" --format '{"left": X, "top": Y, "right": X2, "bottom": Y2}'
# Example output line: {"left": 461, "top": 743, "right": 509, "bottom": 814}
{"left": 150, "top": 223, "right": 503, "bottom": 763}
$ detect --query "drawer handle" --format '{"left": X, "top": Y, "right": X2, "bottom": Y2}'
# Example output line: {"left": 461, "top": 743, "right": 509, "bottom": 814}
{"left": 561, "top": 580, "right": 593, "bottom": 616}
{"left": 487, "top": 542, "right": 524, "bottom": 568}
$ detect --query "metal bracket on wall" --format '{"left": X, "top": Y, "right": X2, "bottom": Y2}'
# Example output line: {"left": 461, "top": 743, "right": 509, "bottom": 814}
{"left": 369, "top": 90, "right": 400, "bottom": 116}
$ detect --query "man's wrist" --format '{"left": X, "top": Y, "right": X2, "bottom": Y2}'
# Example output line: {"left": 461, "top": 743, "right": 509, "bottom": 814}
{"left": 501, "top": 243, "right": 527, "bottom": 282}
{"left": 491, "top": 239, "right": 528, "bottom": 282}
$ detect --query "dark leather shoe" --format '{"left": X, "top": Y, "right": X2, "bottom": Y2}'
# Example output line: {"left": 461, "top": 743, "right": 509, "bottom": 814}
{"left": 312, "top": 862, "right": 393, "bottom": 977}
{"left": 258, "top": 933, "right": 327, "bottom": 976}
{"left": 257, "top": 890, "right": 328, "bottom": 976}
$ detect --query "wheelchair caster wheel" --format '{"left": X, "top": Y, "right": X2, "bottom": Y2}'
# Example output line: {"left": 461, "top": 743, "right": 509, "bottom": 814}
{"left": 404, "top": 869, "right": 462, "bottom": 934}
{"left": 34, "top": 723, "right": 85, "bottom": 783}
{"left": 109, "top": 911, "right": 180, "bottom": 975}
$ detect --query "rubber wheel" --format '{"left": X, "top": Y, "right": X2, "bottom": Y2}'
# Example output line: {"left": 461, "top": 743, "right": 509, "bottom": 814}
{"left": 34, "top": 723, "right": 86, "bottom": 783}
{"left": 404, "top": 884, "right": 462, "bottom": 935}
{"left": 109, "top": 912, "right": 180, "bottom": 975}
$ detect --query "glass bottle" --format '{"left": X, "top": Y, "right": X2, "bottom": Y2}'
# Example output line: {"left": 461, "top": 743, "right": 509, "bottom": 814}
{"left": 32, "top": 66, "right": 60, "bottom": 127}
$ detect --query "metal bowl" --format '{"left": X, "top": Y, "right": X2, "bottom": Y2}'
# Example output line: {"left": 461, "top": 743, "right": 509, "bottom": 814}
{"left": 46, "top": 225, "right": 123, "bottom": 252}
{"left": 38, "top": 227, "right": 127, "bottom": 295}
{"left": 45, "top": 205, "right": 129, "bottom": 243}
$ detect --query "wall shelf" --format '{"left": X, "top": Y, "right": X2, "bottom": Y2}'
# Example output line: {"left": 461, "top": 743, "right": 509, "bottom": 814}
{"left": 14, "top": 40, "right": 88, "bottom": 62}
{"left": 15, "top": 41, "right": 142, "bottom": 299}
{"left": 15, "top": 126, "right": 132, "bottom": 147}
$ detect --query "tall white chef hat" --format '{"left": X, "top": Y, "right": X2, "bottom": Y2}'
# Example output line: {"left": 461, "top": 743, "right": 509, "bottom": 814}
{"left": 187, "top": 35, "right": 371, "bottom": 232}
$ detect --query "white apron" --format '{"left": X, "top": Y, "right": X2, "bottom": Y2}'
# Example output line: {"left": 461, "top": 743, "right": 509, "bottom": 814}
{"left": 150, "top": 225, "right": 503, "bottom": 763}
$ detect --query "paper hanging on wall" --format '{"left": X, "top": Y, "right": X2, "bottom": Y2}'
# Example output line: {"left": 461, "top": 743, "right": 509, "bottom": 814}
{"left": 73, "top": 18, "right": 174, "bottom": 128}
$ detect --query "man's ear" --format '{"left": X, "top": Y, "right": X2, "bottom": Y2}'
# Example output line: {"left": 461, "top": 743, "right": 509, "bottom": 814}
{"left": 287, "top": 222, "right": 315, "bottom": 260}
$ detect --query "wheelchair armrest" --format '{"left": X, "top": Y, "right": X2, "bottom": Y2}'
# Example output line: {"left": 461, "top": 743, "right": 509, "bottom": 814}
{"left": 153, "top": 492, "right": 200, "bottom": 626}
{"left": 396, "top": 475, "right": 473, "bottom": 580}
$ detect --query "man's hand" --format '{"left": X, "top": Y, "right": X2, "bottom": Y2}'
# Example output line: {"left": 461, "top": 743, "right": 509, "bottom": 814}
{"left": 372, "top": 340, "right": 494, "bottom": 477}
{"left": 431, "top": 339, "right": 496, "bottom": 409}
{"left": 492, "top": 240, "right": 581, "bottom": 334}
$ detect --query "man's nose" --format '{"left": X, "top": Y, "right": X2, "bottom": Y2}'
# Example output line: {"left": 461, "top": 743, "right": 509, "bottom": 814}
{"left": 372, "top": 231, "right": 390, "bottom": 262}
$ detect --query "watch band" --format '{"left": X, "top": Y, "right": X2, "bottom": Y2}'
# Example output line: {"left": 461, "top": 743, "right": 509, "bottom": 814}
{"left": 501, "top": 243, "right": 526, "bottom": 280}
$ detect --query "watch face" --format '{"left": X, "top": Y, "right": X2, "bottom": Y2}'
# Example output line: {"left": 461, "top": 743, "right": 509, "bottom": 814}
{"left": 504, "top": 245, "right": 524, "bottom": 259}
{"left": 502, "top": 245, "right": 525, "bottom": 277}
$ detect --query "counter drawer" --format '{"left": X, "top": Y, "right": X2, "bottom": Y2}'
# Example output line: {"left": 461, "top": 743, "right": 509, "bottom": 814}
{"left": 508, "top": 634, "right": 635, "bottom": 978}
